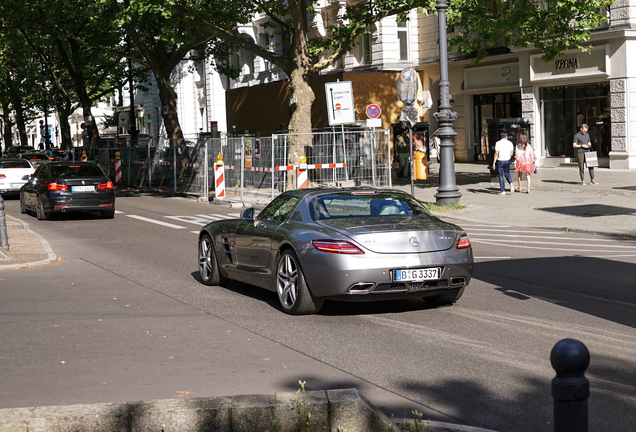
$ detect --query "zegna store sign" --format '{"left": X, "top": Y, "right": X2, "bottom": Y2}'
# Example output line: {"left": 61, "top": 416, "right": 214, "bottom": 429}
{"left": 554, "top": 57, "right": 580, "bottom": 70}
{"left": 530, "top": 45, "right": 609, "bottom": 83}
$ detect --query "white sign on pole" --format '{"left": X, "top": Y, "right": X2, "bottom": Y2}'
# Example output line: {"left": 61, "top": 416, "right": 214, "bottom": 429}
{"left": 325, "top": 81, "right": 356, "bottom": 126}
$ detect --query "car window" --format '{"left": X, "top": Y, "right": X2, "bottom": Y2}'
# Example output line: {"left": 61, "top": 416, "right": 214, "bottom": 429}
{"left": 0, "top": 160, "right": 32, "bottom": 169}
{"left": 257, "top": 195, "right": 300, "bottom": 222}
{"left": 51, "top": 164, "right": 105, "bottom": 178}
{"left": 310, "top": 192, "right": 429, "bottom": 220}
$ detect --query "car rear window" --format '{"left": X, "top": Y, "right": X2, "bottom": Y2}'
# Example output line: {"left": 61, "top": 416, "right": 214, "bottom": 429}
{"left": 0, "top": 160, "right": 32, "bottom": 169}
{"left": 310, "top": 192, "right": 430, "bottom": 220}
{"left": 51, "top": 164, "right": 104, "bottom": 178}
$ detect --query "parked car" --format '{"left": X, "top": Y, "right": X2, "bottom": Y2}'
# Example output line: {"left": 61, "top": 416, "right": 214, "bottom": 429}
{"left": 197, "top": 188, "right": 473, "bottom": 314}
{"left": 2, "top": 145, "right": 34, "bottom": 158}
{"left": 0, "top": 158, "right": 35, "bottom": 196}
{"left": 20, "top": 161, "right": 115, "bottom": 220}
{"left": 21, "top": 151, "right": 54, "bottom": 167}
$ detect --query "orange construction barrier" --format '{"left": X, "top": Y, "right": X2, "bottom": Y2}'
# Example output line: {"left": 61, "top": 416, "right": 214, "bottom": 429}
{"left": 413, "top": 151, "right": 428, "bottom": 180}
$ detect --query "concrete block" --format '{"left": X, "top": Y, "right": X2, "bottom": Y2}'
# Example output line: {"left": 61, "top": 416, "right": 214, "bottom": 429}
{"left": 327, "top": 389, "right": 389, "bottom": 432}
{"left": 231, "top": 394, "right": 277, "bottom": 432}
{"left": 129, "top": 397, "right": 231, "bottom": 432}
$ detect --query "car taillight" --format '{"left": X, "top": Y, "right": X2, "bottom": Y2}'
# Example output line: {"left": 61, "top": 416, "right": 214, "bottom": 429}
{"left": 312, "top": 239, "right": 364, "bottom": 255}
{"left": 98, "top": 181, "right": 114, "bottom": 190}
{"left": 47, "top": 182, "right": 68, "bottom": 191}
{"left": 0, "top": 174, "right": 5, "bottom": 179}
{"left": 456, "top": 234, "right": 471, "bottom": 249}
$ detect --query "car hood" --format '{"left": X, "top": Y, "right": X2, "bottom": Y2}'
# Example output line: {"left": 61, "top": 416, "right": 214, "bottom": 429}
{"left": 316, "top": 216, "right": 462, "bottom": 253}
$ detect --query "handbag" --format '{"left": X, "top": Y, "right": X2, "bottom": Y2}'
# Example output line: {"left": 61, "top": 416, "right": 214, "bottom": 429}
{"left": 584, "top": 150, "right": 599, "bottom": 168}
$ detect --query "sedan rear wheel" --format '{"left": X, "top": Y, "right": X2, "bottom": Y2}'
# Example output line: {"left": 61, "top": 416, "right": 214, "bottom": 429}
{"left": 36, "top": 198, "right": 51, "bottom": 221}
{"left": 425, "top": 287, "right": 465, "bottom": 306}
{"left": 198, "top": 233, "right": 226, "bottom": 286}
{"left": 101, "top": 209, "right": 115, "bottom": 219}
{"left": 276, "top": 250, "right": 324, "bottom": 315}
{"left": 20, "top": 195, "right": 27, "bottom": 214}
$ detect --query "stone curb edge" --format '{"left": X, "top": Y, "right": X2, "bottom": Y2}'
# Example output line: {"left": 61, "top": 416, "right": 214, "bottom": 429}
{"left": 0, "top": 216, "right": 58, "bottom": 271}
{"left": 0, "top": 389, "right": 496, "bottom": 432}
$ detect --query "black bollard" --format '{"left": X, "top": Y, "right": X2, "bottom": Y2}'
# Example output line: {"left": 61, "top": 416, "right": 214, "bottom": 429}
{"left": 550, "top": 338, "right": 590, "bottom": 432}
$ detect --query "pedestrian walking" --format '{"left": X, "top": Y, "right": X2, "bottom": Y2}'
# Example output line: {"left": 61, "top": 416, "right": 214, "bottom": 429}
{"left": 514, "top": 132, "right": 537, "bottom": 193}
{"left": 396, "top": 128, "right": 410, "bottom": 179}
{"left": 573, "top": 123, "right": 598, "bottom": 185}
{"left": 492, "top": 132, "right": 515, "bottom": 195}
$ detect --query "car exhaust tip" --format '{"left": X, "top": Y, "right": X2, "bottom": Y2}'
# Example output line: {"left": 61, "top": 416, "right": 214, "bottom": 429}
{"left": 451, "top": 277, "right": 466, "bottom": 286}
{"left": 348, "top": 282, "right": 375, "bottom": 293}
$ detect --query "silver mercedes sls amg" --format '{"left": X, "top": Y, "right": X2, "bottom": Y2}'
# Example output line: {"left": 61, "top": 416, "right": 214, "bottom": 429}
{"left": 198, "top": 188, "right": 473, "bottom": 315}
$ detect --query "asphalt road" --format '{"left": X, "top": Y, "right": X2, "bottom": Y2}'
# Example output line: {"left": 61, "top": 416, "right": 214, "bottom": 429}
{"left": 1, "top": 193, "right": 635, "bottom": 432}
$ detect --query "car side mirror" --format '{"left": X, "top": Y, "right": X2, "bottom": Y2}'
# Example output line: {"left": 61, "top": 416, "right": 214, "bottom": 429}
{"left": 241, "top": 208, "right": 255, "bottom": 220}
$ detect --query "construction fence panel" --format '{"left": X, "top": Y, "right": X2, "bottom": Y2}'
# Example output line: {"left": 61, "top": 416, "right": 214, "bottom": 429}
{"left": 86, "top": 129, "right": 391, "bottom": 203}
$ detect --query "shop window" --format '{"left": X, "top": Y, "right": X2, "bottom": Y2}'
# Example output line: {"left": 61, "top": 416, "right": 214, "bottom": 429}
{"left": 542, "top": 83, "right": 611, "bottom": 158}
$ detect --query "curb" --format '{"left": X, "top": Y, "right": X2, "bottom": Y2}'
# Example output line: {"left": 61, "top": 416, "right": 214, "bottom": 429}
{"left": 0, "top": 389, "right": 496, "bottom": 432}
{"left": 0, "top": 216, "right": 58, "bottom": 271}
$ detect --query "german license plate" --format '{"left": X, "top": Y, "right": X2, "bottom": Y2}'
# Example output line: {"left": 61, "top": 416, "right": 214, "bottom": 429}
{"left": 72, "top": 185, "right": 94, "bottom": 192}
{"left": 393, "top": 267, "right": 441, "bottom": 282}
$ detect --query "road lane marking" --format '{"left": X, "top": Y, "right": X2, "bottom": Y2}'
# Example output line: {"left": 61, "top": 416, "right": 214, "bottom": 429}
{"left": 126, "top": 215, "right": 186, "bottom": 229}
{"left": 165, "top": 213, "right": 241, "bottom": 225}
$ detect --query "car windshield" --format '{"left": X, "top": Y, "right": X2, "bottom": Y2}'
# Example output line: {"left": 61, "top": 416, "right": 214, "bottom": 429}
{"left": 310, "top": 192, "right": 429, "bottom": 220}
{"left": 0, "top": 160, "right": 32, "bottom": 169}
{"left": 51, "top": 164, "right": 104, "bottom": 178}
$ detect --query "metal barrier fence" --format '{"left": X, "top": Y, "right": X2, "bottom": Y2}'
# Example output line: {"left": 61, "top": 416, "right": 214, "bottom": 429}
{"left": 84, "top": 129, "right": 391, "bottom": 204}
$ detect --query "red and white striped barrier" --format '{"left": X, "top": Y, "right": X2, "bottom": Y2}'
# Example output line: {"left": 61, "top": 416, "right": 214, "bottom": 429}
{"left": 215, "top": 162, "right": 225, "bottom": 200}
{"left": 115, "top": 159, "right": 122, "bottom": 183}
{"left": 297, "top": 167, "right": 308, "bottom": 189}
{"left": 307, "top": 163, "right": 347, "bottom": 169}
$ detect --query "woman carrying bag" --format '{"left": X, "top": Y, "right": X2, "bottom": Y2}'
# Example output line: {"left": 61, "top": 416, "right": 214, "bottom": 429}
{"left": 514, "top": 132, "right": 537, "bottom": 193}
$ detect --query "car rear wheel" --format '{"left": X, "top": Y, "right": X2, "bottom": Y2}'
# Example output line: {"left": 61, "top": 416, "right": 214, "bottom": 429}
{"left": 36, "top": 198, "right": 51, "bottom": 221}
{"left": 198, "top": 233, "right": 226, "bottom": 286}
{"left": 425, "top": 287, "right": 465, "bottom": 306}
{"left": 101, "top": 209, "right": 115, "bottom": 219}
{"left": 20, "top": 195, "right": 27, "bottom": 214}
{"left": 276, "top": 250, "right": 324, "bottom": 315}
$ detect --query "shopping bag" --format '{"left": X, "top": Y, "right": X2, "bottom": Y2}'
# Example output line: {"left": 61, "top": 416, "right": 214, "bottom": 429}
{"left": 584, "top": 151, "right": 599, "bottom": 168}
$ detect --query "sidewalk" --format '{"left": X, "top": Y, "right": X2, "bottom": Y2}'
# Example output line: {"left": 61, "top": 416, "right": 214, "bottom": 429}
{"left": 2, "top": 162, "right": 636, "bottom": 271}
{"left": 394, "top": 162, "right": 636, "bottom": 239}
{"left": 0, "top": 215, "right": 58, "bottom": 271}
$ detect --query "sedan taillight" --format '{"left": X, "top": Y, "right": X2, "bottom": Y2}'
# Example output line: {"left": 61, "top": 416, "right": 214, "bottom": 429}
{"left": 0, "top": 174, "right": 5, "bottom": 179}
{"left": 47, "top": 182, "right": 68, "bottom": 191}
{"left": 98, "top": 181, "right": 114, "bottom": 190}
{"left": 456, "top": 234, "right": 471, "bottom": 249}
{"left": 312, "top": 239, "right": 364, "bottom": 255}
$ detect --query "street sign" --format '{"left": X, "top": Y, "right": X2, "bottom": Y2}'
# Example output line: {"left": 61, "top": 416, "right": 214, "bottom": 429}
{"left": 325, "top": 81, "right": 355, "bottom": 126}
{"left": 366, "top": 104, "right": 381, "bottom": 119}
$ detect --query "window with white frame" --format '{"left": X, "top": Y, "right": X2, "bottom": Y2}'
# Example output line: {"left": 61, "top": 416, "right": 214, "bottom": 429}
{"left": 397, "top": 21, "right": 408, "bottom": 61}
{"left": 259, "top": 33, "right": 271, "bottom": 70}
{"left": 354, "top": 32, "right": 373, "bottom": 65}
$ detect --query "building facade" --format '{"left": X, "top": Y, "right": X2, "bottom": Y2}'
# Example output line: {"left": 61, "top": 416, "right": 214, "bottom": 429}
{"left": 224, "top": 0, "right": 636, "bottom": 170}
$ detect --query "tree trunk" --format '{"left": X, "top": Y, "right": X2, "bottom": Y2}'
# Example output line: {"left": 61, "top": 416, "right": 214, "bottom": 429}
{"left": 55, "top": 99, "right": 73, "bottom": 149}
{"left": 1, "top": 102, "right": 14, "bottom": 148}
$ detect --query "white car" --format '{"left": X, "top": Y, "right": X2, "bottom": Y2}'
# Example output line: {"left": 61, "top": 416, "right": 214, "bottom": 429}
{"left": 0, "top": 158, "right": 35, "bottom": 196}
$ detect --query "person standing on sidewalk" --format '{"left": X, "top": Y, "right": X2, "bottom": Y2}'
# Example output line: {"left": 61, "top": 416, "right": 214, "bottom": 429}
{"left": 492, "top": 132, "right": 515, "bottom": 195}
{"left": 396, "top": 128, "right": 410, "bottom": 179}
{"left": 573, "top": 123, "right": 598, "bottom": 185}
{"left": 514, "top": 132, "right": 537, "bottom": 193}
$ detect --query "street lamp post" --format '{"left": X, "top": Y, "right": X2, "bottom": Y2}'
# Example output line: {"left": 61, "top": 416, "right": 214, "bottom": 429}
{"left": 433, "top": 0, "right": 461, "bottom": 205}
{"left": 124, "top": 0, "right": 139, "bottom": 145}
{"left": 40, "top": 61, "right": 51, "bottom": 150}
